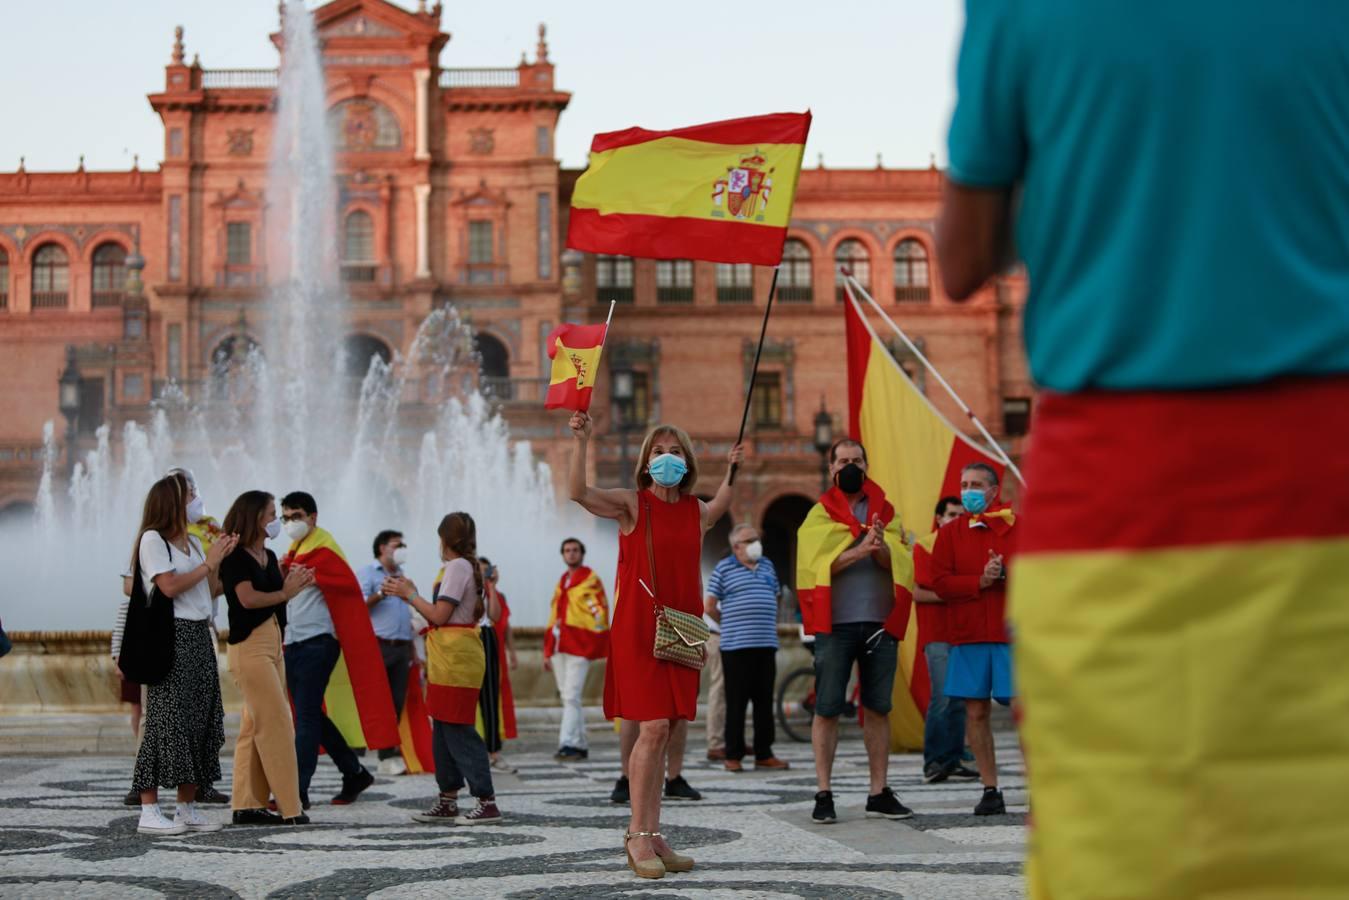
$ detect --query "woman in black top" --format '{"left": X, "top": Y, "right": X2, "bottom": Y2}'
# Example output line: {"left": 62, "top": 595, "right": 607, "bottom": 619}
{"left": 219, "top": 491, "right": 314, "bottom": 825}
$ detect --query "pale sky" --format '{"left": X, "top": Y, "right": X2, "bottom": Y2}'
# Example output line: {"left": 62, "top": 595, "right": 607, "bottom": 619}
{"left": 0, "top": 1, "right": 964, "bottom": 173}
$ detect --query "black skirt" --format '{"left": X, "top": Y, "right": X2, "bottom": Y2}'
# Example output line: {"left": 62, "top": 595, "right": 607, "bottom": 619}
{"left": 131, "top": 618, "right": 225, "bottom": 791}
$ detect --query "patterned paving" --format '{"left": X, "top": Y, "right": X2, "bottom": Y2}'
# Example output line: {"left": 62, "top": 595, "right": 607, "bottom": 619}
{"left": 0, "top": 732, "right": 1026, "bottom": 898}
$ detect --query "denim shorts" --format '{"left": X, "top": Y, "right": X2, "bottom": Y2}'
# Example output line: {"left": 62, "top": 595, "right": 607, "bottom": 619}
{"left": 812, "top": 622, "right": 897, "bottom": 718}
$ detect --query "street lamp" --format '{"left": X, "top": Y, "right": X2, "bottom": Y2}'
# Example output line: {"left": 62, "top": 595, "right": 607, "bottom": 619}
{"left": 58, "top": 345, "right": 81, "bottom": 475}
{"left": 812, "top": 397, "right": 833, "bottom": 493}
{"left": 611, "top": 364, "right": 635, "bottom": 487}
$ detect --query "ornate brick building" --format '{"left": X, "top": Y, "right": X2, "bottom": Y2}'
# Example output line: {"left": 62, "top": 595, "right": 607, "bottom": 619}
{"left": 0, "top": 0, "right": 1030, "bottom": 577}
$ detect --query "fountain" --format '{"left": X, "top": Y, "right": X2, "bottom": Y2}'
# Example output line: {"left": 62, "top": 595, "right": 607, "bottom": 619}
{"left": 0, "top": 0, "right": 611, "bottom": 633}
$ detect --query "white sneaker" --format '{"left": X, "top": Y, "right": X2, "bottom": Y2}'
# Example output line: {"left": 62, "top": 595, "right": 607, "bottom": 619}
{"left": 174, "top": 803, "right": 223, "bottom": 833}
{"left": 137, "top": 805, "right": 188, "bottom": 836}
{"left": 379, "top": 756, "right": 408, "bottom": 776}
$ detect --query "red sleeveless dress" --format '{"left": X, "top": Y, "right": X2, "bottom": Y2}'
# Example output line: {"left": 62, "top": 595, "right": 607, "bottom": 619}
{"left": 603, "top": 490, "right": 703, "bottom": 722}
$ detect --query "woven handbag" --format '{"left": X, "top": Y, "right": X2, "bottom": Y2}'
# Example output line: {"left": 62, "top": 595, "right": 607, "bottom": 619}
{"left": 643, "top": 498, "right": 708, "bottom": 670}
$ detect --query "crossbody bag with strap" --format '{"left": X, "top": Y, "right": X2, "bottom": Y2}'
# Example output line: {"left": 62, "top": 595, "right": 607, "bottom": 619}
{"left": 643, "top": 497, "right": 709, "bottom": 670}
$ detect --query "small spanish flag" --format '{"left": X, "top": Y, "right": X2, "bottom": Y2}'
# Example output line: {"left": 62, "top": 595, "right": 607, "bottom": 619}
{"left": 567, "top": 111, "right": 812, "bottom": 266}
{"left": 545, "top": 322, "right": 608, "bottom": 411}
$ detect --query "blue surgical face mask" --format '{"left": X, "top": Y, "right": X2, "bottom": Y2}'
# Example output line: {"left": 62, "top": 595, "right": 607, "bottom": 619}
{"left": 961, "top": 489, "right": 989, "bottom": 515}
{"left": 647, "top": 453, "right": 688, "bottom": 488}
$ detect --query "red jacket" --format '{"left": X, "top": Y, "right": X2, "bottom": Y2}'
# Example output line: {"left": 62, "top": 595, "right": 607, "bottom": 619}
{"left": 912, "top": 536, "right": 950, "bottom": 646}
{"left": 930, "top": 507, "right": 1018, "bottom": 645}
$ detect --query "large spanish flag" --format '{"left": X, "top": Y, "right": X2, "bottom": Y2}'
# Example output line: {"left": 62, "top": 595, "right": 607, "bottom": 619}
{"left": 567, "top": 112, "right": 812, "bottom": 265}
{"left": 843, "top": 284, "right": 1005, "bottom": 752}
{"left": 284, "top": 527, "right": 399, "bottom": 751}
{"left": 1013, "top": 376, "right": 1349, "bottom": 900}
{"left": 545, "top": 322, "right": 608, "bottom": 411}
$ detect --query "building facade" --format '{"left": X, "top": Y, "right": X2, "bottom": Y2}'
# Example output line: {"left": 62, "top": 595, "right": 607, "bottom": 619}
{"left": 0, "top": 0, "right": 1031, "bottom": 578}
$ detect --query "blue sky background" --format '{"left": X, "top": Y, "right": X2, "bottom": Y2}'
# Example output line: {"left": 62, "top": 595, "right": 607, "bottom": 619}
{"left": 0, "top": 1, "right": 964, "bottom": 172}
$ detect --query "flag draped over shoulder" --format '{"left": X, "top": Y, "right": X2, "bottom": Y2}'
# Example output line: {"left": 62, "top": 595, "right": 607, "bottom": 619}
{"left": 567, "top": 112, "right": 812, "bottom": 265}
{"left": 543, "top": 567, "right": 610, "bottom": 660}
{"left": 284, "top": 527, "right": 399, "bottom": 751}
{"left": 545, "top": 323, "right": 608, "bottom": 411}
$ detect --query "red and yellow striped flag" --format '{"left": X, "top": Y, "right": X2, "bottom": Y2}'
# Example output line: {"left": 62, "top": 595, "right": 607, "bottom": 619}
{"left": 843, "top": 287, "right": 1004, "bottom": 751}
{"left": 566, "top": 112, "right": 812, "bottom": 265}
{"left": 545, "top": 322, "right": 608, "bottom": 411}
{"left": 1013, "top": 377, "right": 1349, "bottom": 899}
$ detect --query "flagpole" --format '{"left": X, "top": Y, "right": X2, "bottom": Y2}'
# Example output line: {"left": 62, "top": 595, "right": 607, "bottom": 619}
{"left": 599, "top": 299, "right": 616, "bottom": 348}
{"left": 728, "top": 266, "right": 780, "bottom": 486}
{"left": 843, "top": 270, "right": 1026, "bottom": 487}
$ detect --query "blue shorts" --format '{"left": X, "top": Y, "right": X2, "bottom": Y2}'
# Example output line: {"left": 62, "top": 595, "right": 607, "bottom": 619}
{"left": 945, "top": 642, "right": 1015, "bottom": 705}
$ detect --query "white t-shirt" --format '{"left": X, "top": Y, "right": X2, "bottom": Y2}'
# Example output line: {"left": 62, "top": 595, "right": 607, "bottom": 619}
{"left": 138, "top": 530, "right": 213, "bottom": 621}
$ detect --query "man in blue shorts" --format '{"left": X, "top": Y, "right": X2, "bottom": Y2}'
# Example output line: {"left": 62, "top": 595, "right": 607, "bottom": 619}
{"left": 930, "top": 463, "right": 1018, "bottom": 815}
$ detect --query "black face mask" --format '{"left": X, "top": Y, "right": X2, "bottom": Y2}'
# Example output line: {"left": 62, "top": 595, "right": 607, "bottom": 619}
{"left": 835, "top": 463, "right": 864, "bottom": 494}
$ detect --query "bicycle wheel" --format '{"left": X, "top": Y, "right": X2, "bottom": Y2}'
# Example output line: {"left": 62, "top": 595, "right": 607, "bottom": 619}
{"left": 776, "top": 666, "right": 816, "bottom": 744}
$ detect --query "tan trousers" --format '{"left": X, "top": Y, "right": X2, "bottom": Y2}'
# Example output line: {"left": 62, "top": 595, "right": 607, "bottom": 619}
{"left": 705, "top": 632, "right": 726, "bottom": 753}
{"left": 227, "top": 617, "right": 302, "bottom": 817}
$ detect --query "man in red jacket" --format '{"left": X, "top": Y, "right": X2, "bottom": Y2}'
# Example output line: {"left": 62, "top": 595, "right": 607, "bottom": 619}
{"left": 931, "top": 463, "right": 1018, "bottom": 816}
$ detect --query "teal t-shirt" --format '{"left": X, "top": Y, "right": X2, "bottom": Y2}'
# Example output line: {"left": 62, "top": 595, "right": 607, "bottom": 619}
{"left": 948, "top": 0, "right": 1349, "bottom": 392}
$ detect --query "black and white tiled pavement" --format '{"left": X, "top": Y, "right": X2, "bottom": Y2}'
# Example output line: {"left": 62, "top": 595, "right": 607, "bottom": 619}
{"left": 0, "top": 733, "right": 1026, "bottom": 898}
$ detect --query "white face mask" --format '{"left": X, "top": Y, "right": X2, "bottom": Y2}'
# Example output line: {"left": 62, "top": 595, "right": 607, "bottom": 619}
{"left": 392, "top": 546, "right": 409, "bottom": 567}
{"left": 186, "top": 496, "right": 205, "bottom": 524}
{"left": 744, "top": 540, "right": 764, "bottom": 562}
{"left": 264, "top": 519, "right": 281, "bottom": 540}
{"left": 284, "top": 519, "right": 311, "bottom": 543}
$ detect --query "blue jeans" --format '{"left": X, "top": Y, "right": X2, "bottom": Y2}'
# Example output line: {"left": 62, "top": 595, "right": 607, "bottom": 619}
{"left": 923, "top": 641, "right": 967, "bottom": 770}
{"left": 284, "top": 634, "right": 362, "bottom": 798}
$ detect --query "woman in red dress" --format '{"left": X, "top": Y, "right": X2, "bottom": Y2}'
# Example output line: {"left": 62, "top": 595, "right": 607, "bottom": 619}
{"left": 568, "top": 411, "right": 741, "bottom": 879}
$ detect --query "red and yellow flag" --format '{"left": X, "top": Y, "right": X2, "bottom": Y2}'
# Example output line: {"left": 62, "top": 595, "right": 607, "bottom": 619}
{"left": 566, "top": 112, "right": 812, "bottom": 266}
{"left": 842, "top": 286, "right": 1005, "bottom": 752}
{"left": 545, "top": 322, "right": 608, "bottom": 411}
{"left": 425, "top": 625, "right": 485, "bottom": 726}
{"left": 284, "top": 527, "right": 399, "bottom": 751}
{"left": 543, "top": 567, "right": 610, "bottom": 661}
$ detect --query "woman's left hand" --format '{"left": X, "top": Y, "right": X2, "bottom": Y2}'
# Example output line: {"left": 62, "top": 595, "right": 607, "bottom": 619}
{"left": 728, "top": 442, "right": 745, "bottom": 467}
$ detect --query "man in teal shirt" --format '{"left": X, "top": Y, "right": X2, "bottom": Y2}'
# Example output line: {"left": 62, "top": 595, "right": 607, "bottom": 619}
{"left": 938, "top": 3, "right": 1349, "bottom": 897}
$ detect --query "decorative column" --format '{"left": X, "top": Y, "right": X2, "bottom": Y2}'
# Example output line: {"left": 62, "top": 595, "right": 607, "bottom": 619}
{"left": 414, "top": 184, "right": 432, "bottom": 279}
{"left": 413, "top": 69, "right": 431, "bottom": 161}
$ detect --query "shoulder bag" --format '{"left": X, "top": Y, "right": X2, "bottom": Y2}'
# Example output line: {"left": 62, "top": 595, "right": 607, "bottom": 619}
{"left": 117, "top": 535, "right": 178, "bottom": 685}
{"left": 643, "top": 497, "right": 708, "bottom": 670}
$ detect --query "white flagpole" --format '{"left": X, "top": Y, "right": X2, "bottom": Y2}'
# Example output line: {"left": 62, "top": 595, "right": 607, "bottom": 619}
{"left": 842, "top": 269, "right": 1026, "bottom": 487}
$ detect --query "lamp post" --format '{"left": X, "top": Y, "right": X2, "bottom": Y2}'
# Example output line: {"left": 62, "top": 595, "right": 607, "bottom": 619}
{"left": 611, "top": 364, "right": 635, "bottom": 487}
{"left": 812, "top": 397, "right": 833, "bottom": 494}
{"left": 58, "top": 345, "right": 81, "bottom": 476}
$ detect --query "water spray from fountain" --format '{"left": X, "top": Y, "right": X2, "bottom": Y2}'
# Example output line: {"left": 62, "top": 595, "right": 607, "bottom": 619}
{"left": 2, "top": 1, "right": 613, "bottom": 631}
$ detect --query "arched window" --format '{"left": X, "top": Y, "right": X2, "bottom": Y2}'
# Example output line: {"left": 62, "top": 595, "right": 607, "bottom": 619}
{"left": 92, "top": 243, "right": 127, "bottom": 307}
{"left": 329, "top": 99, "right": 403, "bottom": 152}
{"left": 342, "top": 333, "right": 392, "bottom": 380}
{"left": 834, "top": 238, "right": 870, "bottom": 303}
{"left": 595, "top": 254, "right": 634, "bottom": 304}
{"left": 893, "top": 238, "right": 931, "bottom": 302}
{"left": 342, "top": 211, "right": 376, "bottom": 282}
{"left": 32, "top": 243, "right": 69, "bottom": 309}
{"left": 0, "top": 247, "right": 9, "bottom": 310}
{"left": 475, "top": 332, "right": 512, "bottom": 399}
{"left": 780, "top": 239, "right": 813, "bottom": 302}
